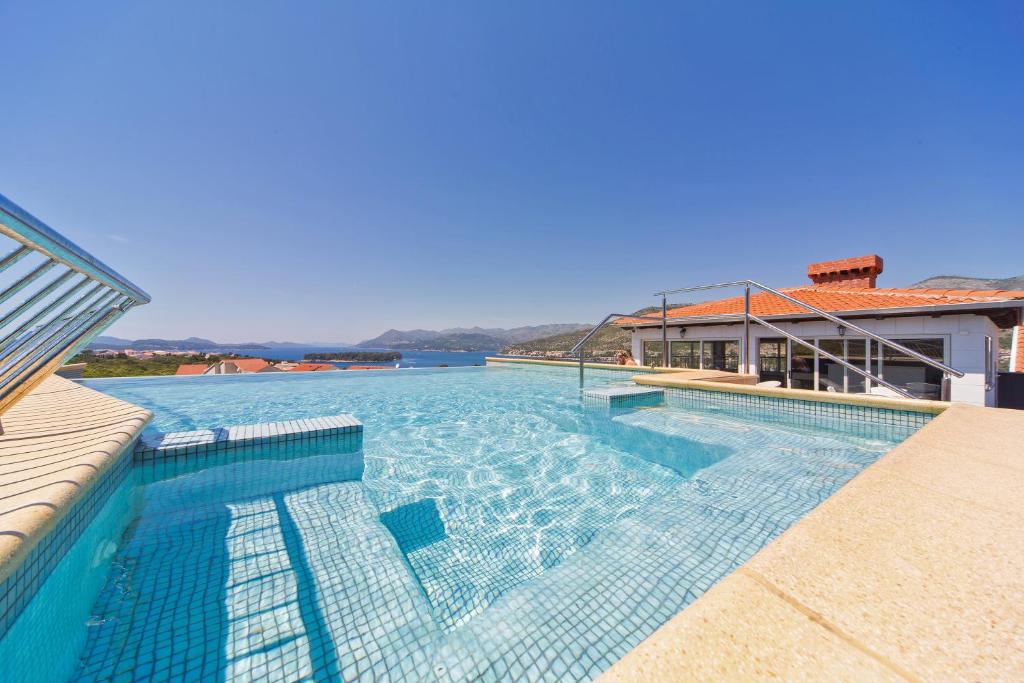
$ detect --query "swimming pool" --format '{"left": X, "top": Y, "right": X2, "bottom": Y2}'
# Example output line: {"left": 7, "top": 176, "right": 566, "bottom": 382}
{"left": 18, "top": 365, "right": 922, "bottom": 681}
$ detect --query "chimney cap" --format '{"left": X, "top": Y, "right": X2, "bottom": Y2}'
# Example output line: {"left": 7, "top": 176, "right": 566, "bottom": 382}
{"left": 807, "top": 255, "right": 884, "bottom": 288}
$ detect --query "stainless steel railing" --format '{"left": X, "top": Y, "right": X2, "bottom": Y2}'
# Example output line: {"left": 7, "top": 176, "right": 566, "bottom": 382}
{"left": 574, "top": 279, "right": 964, "bottom": 398}
{"left": 570, "top": 312, "right": 667, "bottom": 386}
{"left": 0, "top": 193, "right": 150, "bottom": 419}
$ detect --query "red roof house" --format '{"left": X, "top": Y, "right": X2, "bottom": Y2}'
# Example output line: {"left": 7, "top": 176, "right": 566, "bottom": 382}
{"left": 175, "top": 363, "right": 210, "bottom": 376}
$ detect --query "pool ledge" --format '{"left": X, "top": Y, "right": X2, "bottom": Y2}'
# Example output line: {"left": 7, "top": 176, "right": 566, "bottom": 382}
{"left": 0, "top": 376, "right": 152, "bottom": 585}
{"left": 486, "top": 357, "right": 759, "bottom": 384}
{"left": 634, "top": 373, "right": 950, "bottom": 414}
{"left": 600, "top": 402, "right": 1024, "bottom": 681}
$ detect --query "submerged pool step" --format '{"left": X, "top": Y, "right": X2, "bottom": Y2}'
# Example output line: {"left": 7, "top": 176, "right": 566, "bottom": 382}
{"left": 582, "top": 385, "right": 664, "bottom": 408}
{"left": 135, "top": 414, "right": 363, "bottom": 460}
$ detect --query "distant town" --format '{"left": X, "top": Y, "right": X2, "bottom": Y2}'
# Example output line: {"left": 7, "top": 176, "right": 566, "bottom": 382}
{"left": 66, "top": 349, "right": 403, "bottom": 379}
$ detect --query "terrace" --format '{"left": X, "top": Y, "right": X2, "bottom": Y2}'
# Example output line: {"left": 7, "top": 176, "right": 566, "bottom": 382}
{"left": 0, "top": 194, "right": 1021, "bottom": 681}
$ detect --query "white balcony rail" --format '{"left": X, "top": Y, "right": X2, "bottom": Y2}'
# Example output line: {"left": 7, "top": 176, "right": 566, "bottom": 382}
{"left": 0, "top": 193, "right": 150, "bottom": 420}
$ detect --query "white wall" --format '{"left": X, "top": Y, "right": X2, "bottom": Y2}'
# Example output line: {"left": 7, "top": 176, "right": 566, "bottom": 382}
{"left": 631, "top": 313, "right": 1000, "bottom": 406}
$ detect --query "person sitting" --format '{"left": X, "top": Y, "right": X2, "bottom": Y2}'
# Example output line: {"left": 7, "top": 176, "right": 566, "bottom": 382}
{"left": 616, "top": 351, "right": 638, "bottom": 366}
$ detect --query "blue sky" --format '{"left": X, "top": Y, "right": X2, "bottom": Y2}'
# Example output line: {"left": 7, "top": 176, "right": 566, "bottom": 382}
{"left": 1, "top": 2, "right": 1021, "bottom": 343}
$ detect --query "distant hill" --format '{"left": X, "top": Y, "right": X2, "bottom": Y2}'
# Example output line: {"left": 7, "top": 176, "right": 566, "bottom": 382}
{"left": 910, "top": 274, "right": 1024, "bottom": 371}
{"left": 89, "top": 336, "right": 270, "bottom": 351}
{"left": 499, "top": 305, "right": 690, "bottom": 361}
{"left": 356, "top": 324, "right": 591, "bottom": 351}
{"left": 501, "top": 327, "right": 630, "bottom": 361}
{"left": 911, "top": 274, "right": 1024, "bottom": 290}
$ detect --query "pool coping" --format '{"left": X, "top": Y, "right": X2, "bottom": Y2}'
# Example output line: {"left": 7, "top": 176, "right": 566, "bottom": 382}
{"left": 485, "top": 356, "right": 759, "bottom": 383}
{"left": 634, "top": 374, "right": 950, "bottom": 414}
{"left": 599, "top": 402, "right": 1024, "bottom": 681}
{"left": 0, "top": 376, "right": 151, "bottom": 584}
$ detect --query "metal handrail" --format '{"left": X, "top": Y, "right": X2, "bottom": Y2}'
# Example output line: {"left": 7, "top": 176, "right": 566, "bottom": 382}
{"left": 0, "top": 194, "right": 150, "bottom": 303}
{"left": 570, "top": 313, "right": 666, "bottom": 354}
{"left": 574, "top": 278, "right": 964, "bottom": 398}
{"left": 0, "top": 193, "right": 150, "bottom": 421}
{"left": 653, "top": 279, "right": 963, "bottom": 379}
{"left": 748, "top": 314, "right": 915, "bottom": 399}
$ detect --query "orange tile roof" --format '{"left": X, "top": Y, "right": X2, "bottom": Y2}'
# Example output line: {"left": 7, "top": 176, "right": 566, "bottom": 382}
{"left": 175, "top": 363, "right": 210, "bottom": 376}
{"left": 229, "top": 358, "right": 271, "bottom": 372}
{"left": 619, "top": 287, "right": 1024, "bottom": 325}
{"left": 289, "top": 362, "right": 337, "bottom": 372}
{"left": 1013, "top": 326, "right": 1024, "bottom": 373}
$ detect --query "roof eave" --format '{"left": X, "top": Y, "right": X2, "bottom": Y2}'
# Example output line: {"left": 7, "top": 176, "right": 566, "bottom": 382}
{"left": 625, "top": 299, "right": 1024, "bottom": 329}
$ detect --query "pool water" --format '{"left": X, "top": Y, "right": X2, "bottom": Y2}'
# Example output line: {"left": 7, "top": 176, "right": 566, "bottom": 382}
{"left": 64, "top": 365, "right": 914, "bottom": 681}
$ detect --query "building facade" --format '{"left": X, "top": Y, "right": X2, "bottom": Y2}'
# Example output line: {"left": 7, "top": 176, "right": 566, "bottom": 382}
{"left": 626, "top": 256, "right": 1023, "bottom": 407}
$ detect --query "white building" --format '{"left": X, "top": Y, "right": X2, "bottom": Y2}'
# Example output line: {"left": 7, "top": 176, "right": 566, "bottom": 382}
{"left": 626, "top": 255, "right": 1024, "bottom": 407}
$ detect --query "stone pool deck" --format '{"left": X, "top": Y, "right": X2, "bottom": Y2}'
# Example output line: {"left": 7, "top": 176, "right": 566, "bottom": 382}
{"left": 0, "top": 376, "right": 151, "bottom": 584}
{"left": 601, "top": 402, "right": 1024, "bottom": 681}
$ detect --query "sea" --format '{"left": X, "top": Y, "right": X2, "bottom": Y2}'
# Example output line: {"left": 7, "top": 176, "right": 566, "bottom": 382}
{"left": 212, "top": 346, "right": 494, "bottom": 369}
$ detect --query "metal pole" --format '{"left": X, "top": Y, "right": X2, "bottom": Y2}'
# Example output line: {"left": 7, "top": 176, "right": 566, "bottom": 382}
{"left": 663, "top": 294, "right": 671, "bottom": 366}
{"left": 743, "top": 285, "right": 750, "bottom": 375}
{"left": 579, "top": 343, "right": 584, "bottom": 389}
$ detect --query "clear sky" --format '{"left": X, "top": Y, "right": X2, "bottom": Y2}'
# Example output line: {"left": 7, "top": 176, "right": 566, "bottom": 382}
{"left": 1, "top": 2, "right": 1021, "bottom": 343}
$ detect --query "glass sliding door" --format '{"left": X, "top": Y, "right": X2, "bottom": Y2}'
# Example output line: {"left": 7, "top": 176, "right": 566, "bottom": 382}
{"left": 757, "top": 338, "right": 787, "bottom": 384}
{"left": 702, "top": 340, "right": 739, "bottom": 371}
{"left": 670, "top": 340, "right": 700, "bottom": 369}
{"left": 791, "top": 343, "right": 815, "bottom": 389}
{"left": 642, "top": 340, "right": 664, "bottom": 367}
{"left": 817, "top": 339, "right": 845, "bottom": 392}
{"left": 846, "top": 338, "right": 869, "bottom": 393}
{"left": 878, "top": 338, "right": 945, "bottom": 400}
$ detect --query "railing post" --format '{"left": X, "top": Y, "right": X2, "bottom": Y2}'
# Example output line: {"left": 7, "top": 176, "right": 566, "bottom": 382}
{"left": 743, "top": 284, "right": 750, "bottom": 375}
{"left": 661, "top": 295, "right": 668, "bottom": 368}
{"left": 941, "top": 374, "right": 952, "bottom": 401}
{"left": 579, "top": 343, "right": 584, "bottom": 389}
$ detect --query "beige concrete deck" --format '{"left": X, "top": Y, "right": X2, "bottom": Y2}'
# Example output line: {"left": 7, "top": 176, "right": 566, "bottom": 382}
{"left": 601, "top": 403, "right": 1024, "bottom": 681}
{"left": 0, "top": 376, "right": 151, "bottom": 584}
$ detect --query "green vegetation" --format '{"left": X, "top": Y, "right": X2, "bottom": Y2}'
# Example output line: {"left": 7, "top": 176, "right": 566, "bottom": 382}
{"left": 500, "top": 304, "right": 689, "bottom": 361}
{"left": 68, "top": 350, "right": 240, "bottom": 378}
{"left": 500, "top": 326, "right": 630, "bottom": 361}
{"left": 304, "top": 351, "right": 401, "bottom": 361}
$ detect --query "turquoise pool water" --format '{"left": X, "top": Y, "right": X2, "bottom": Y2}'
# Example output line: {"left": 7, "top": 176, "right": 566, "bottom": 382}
{"left": 59, "top": 365, "right": 914, "bottom": 681}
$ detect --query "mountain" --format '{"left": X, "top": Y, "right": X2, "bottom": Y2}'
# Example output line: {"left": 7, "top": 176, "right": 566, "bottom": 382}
{"left": 356, "top": 324, "right": 591, "bottom": 350}
{"left": 438, "top": 324, "right": 592, "bottom": 343}
{"left": 92, "top": 335, "right": 134, "bottom": 347}
{"left": 498, "top": 305, "right": 691, "bottom": 361}
{"left": 910, "top": 274, "right": 1024, "bottom": 290}
{"left": 500, "top": 327, "right": 629, "bottom": 361}
{"left": 260, "top": 340, "right": 354, "bottom": 348}
{"left": 88, "top": 336, "right": 270, "bottom": 351}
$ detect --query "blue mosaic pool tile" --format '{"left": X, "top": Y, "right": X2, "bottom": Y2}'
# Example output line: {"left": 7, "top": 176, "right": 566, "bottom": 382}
{"left": 663, "top": 386, "right": 933, "bottom": 435}
{"left": 0, "top": 441, "right": 135, "bottom": 643}
{"left": 136, "top": 414, "right": 362, "bottom": 459}
{"left": 582, "top": 386, "right": 664, "bottom": 409}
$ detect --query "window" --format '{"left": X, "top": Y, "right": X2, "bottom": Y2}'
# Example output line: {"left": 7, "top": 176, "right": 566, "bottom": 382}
{"left": 702, "top": 340, "right": 739, "bottom": 372}
{"left": 817, "top": 339, "right": 845, "bottom": 392}
{"left": 670, "top": 340, "right": 700, "bottom": 369}
{"left": 757, "top": 338, "right": 787, "bottom": 384}
{"left": 791, "top": 343, "right": 815, "bottom": 390}
{"left": 642, "top": 340, "right": 664, "bottom": 367}
{"left": 877, "top": 337, "right": 945, "bottom": 400}
{"left": 846, "top": 338, "right": 869, "bottom": 393}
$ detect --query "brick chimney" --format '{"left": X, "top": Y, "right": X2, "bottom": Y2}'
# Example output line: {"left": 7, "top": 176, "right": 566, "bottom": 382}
{"left": 807, "top": 255, "right": 883, "bottom": 289}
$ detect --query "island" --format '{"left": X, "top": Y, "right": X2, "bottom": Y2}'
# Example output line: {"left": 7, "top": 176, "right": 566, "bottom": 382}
{"left": 303, "top": 351, "right": 402, "bottom": 362}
